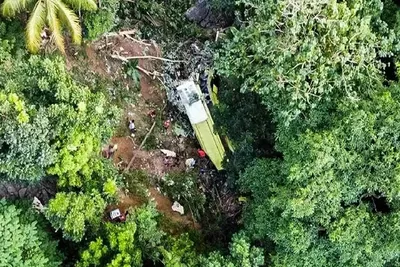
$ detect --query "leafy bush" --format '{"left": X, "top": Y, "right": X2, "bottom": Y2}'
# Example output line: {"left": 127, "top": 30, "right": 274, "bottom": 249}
{"left": 212, "top": 77, "right": 277, "bottom": 181}
{"left": 215, "top": 0, "right": 395, "bottom": 127}
{"left": 160, "top": 234, "right": 199, "bottom": 267}
{"left": 0, "top": 199, "right": 62, "bottom": 266}
{"left": 77, "top": 221, "right": 142, "bottom": 267}
{"left": 124, "top": 59, "right": 141, "bottom": 87}
{"left": 161, "top": 171, "right": 206, "bottom": 219}
{"left": 118, "top": 0, "right": 203, "bottom": 41}
{"left": 200, "top": 233, "right": 264, "bottom": 267}
{"left": 131, "top": 204, "right": 165, "bottom": 261}
{"left": 123, "top": 169, "right": 150, "bottom": 198}
{"left": 46, "top": 190, "right": 106, "bottom": 242}
{"left": 83, "top": 0, "right": 120, "bottom": 40}
{"left": 77, "top": 204, "right": 165, "bottom": 266}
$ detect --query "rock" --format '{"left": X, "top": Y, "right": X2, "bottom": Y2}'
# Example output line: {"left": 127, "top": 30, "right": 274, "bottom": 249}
{"left": 0, "top": 185, "right": 8, "bottom": 197}
{"left": 18, "top": 188, "right": 27, "bottom": 198}
{"left": 185, "top": 0, "right": 234, "bottom": 29}
{"left": 172, "top": 201, "right": 185, "bottom": 215}
{"left": 40, "top": 190, "right": 49, "bottom": 203}
{"left": 6, "top": 185, "right": 17, "bottom": 196}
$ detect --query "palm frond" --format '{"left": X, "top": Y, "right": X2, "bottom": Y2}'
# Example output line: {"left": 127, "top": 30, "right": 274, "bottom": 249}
{"left": 25, "top": 0, "right": 46, "bottom": 53}
{"left": 47, "top": 0, "right": 65, "bottom": 53}
{"left": 56, "top": 0, "right": 81, "bottom": 45}
{"left": 63, "top": 0, "right": 97, "bottom": 11}
{"left": 1, "top": 0, "right": 34, "bottom": 17}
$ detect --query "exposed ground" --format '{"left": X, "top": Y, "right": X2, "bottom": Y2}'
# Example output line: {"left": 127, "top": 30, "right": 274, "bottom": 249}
{"left": 71, "top": 33, "right": 202, "bottom": 231}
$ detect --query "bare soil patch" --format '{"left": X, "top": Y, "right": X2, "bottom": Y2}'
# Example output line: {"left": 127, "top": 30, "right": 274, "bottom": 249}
{"left": 70, "top": 35, "right": 202, "bottom": 231}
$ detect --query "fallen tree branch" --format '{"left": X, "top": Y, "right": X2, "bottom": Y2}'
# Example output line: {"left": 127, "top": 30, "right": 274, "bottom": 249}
{"left": 103, "top": 29, "right": 153, "bottom": 46}
{"left": 118, "top": 29, "right": 137, "bottom": 35}
{"left": 136, "top": 66, "right": 162, "bottom": 78}
{"left": 139, "top": 121, "right": 157, "bottom": 149}
{"left": 124, "top": 104, "right": 167, "bottom": 172}
{"left": 111, "top": 54, "right": 186, "bottom": 63}
{"left": 124, "top": 121, "right": 157, "bottom": 172}
{"left": 124, "top": 35, "right": 152, "bottom": 46}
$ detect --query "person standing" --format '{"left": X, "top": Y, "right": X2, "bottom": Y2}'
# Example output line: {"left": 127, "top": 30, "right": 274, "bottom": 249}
{"left": 128, "top": 120, "right": 136, "bottom": 137}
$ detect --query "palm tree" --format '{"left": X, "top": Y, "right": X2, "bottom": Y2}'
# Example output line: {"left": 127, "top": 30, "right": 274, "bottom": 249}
{"left": 1, "top": 0, "right": 97, "bottom": 53}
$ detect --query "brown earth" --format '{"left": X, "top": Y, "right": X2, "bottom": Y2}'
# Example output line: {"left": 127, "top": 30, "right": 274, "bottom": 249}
{"left": 72, "top": 35, "right": 201, "bottom": 230}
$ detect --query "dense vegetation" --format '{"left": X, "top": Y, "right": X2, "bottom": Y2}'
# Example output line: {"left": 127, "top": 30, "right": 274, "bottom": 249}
{"left": 2, "top": 0, "right": 400, "bottom": 266}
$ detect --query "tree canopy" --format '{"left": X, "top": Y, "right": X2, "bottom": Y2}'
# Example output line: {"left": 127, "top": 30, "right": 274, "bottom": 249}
{"left": 213, "top": 0, "right": 400, "bottom": 266}
{"left": 4, "top": 0, "right": 400, "bottom": 266}
{"left": 1, "top": 0, "right": 97, "bottom": 53}
{"left": 0, "top": 33, "right": 119, "bottom": 182}
{"left": 216, "top": 0, "right": 395, "bottom": 126}
{"left": 0, "top": 199, "right": 62, "bottom": 267}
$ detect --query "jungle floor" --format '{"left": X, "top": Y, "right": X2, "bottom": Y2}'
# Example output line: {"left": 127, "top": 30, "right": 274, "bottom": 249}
{"left": 67, "top": 33, "right": 202, "bottom": 234}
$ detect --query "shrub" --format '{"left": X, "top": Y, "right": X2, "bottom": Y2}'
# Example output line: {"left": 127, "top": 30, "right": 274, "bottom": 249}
{"left": 161, "top": 171, "right": 206, "bottom": 219}
{"left": 83, "top": 0, "right": 120, "bottom": 40}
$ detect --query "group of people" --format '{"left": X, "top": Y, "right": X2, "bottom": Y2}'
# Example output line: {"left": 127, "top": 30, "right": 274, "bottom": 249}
{"left": 103, "top": 112, "right": 208, "bottom": 169}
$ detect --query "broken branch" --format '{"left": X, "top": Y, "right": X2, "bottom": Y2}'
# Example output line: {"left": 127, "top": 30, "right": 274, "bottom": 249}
{"left": 111, "top": 54, "right": 186, "bottom": 63}
{"left": 136, "top": 66, "right": 162, "bottom": 78}
{"left": 124, "top": 121, "right": 157, "bottom": 172}
{"left": 124, "top": 104, "right": 166, "bottom": 172}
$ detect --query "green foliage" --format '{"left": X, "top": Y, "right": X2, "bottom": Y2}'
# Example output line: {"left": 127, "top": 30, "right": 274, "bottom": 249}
{"left": 216, "top": 0, "right": 395, "bottom": 126}
{"left": 48, "top": 132, "right": 99, "bottom": 187}
{"left": 212, "top": 78, "right": 276, "bottom": 179}
{"left": 0, "top": 40, "right": 119, "bottom": 183}
{"left": 0, "top": 103, "right": 56, "bottom": 181}
{"left": 0, "top": 92, "right": 29, "bottom": 122}
{"left": 46, "top": 190, "right": 106, "bottom": 242}
{"left": 77, "top": 221, "right": 142, "bottom": 267}
{"left": 160, "top": 234, "right": 198, "bottom": 267}
{"left": 83, "top": 0, "right": 120, "bottom": 40}
{"left": 161, "top": 171, "right": 206, "bottom": 219}
{"left": 0, "top": 199, "right": 62, "bottom": 267}
{"left": 77, "top": 204, "right": 167, "bottom": 266}
{"left": 212, "top": 0, "right": 400, "bottom": 265}
{"left": 124, "top": 60, "right": 141, "bottom": 87}
{"left": 209, "top": 0, "right": 235, "bottom": 12}
{"left": 141, "top": 133, "right": 158, "bottom": 150}
{"left": 118, "top": 0, "right": 203, "bottom": 41}
{"left": 130, "top": 204, "right": 165, "bottom": 261}
{"left": 239, "top": 84, "right": 400, "bottom": 266}
{"left": 103, "top": 179, "right": 118, "bottom": 200}
{"left": 0, "top": 21, "right": 25, "bottom": 53}
{"left": 200, "top": 233, "right": 264, "bottom": 267}
{"left": 1, "top": 0, "right": 97, "bottom": 53}
{"left": 123, "top": 169, "right": 150, "bottom": 198}
{"left": 381, "top": 0, "right": 400, "bottom": 32}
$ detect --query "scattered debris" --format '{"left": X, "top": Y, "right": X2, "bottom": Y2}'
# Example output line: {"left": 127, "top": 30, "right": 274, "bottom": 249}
{"left": 163, "top": 157, "right": 175, "bottom": 167}
{"left": 110, "top": 208, "right": 121, "bottom": 220}
{"left": 32, "top": 197, "right": 45, "bottom": 213}
{"left": 110, "top": 54, "right": 185, "bottom": 63}
{"left": 110, "top": 208, "right": 128, "bottom": 222}
{"left": 185, "top": 158, "right": 196, "bottom": 168}
{"left": 197, "top": 149, "right": 206, "bottom": 158}
{"left": 185, "top": 0, "right": 234, "bottom": 29}
{"left": 172, "top": 201, "right": 184, "bottom": 215}
{"left": 160, "top": 149, "right": 177, "bottom": 158}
